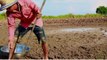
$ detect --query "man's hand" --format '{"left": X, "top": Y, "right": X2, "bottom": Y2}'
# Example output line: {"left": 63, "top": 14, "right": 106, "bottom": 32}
{"left": 36, "top": 13, "right": 42, "bottom": 19}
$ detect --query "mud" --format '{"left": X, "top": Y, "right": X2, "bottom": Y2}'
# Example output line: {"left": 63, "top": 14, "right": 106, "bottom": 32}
{"left": 0, "top": 17, "right": 107, "bottom": 59}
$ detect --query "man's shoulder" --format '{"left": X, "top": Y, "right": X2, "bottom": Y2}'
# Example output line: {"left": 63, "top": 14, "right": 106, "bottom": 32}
{"left": 18, "top": 0, "right": 33, "bottom": 3}
{"left": 18, "top": 0, "right": 34, "bottom": 5}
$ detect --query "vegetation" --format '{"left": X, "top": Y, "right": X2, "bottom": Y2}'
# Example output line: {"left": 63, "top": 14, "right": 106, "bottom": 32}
{"left": 0, "top": 13, "right": 105, "bottom": 20}
{"left": 42, "top": 14, "right": 104, "bottom": 19}
{"left": 0, "top": 6, "right": 107, "bottom": 20}
{"left": 0, "top": 13, "right": 6, "bottom": 20}
{"left": 96, "top": 6, "right": 107, "bottom": 15}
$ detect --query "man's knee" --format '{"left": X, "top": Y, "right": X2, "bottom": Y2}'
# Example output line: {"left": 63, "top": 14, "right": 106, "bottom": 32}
{"left": 33, "top": 26, "right": 46, "bottom": 44}
{"left": 15, "top": 25, "right": 27, "bottom": 37}
{"left": 41, "top": 37, "right": 46, "bottom": 43}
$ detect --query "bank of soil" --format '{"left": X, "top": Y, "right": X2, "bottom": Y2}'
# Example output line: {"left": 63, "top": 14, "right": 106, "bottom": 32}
{"left": 0, "top": 17, "right": 107, "bottom": 59}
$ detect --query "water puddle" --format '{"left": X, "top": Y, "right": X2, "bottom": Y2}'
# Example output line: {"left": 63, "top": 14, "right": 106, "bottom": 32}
{"left": 47, "top": 27, "right": 107, "bottom": 35}
{"left": 61, "top": 28, "right": 98, "bottom": 32}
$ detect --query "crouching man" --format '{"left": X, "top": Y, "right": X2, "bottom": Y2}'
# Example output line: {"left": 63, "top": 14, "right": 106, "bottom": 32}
{"left": 0, "top": 0, "right": 48, "bottom": 59}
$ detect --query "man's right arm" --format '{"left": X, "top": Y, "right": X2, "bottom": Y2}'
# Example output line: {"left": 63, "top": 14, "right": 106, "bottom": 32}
{"left": 6, "top": 12, "right": 16, "bottom": 49}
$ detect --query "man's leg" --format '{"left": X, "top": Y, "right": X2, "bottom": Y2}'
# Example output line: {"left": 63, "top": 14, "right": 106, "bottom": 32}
{"left": 33, "top": 25, "right": 48, "bottom": 59}
{"left": 42, "top": 41, "right": 48, "bottom": 59}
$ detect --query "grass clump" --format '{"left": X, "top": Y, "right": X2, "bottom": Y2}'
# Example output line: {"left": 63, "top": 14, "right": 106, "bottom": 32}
{"left": 0, "top": 13, "right": 6, "bottom": 21}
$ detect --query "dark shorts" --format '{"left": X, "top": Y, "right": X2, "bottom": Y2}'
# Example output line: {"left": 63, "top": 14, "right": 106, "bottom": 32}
{"left": 15, "top": 25, "right": 46, "bottom": 44}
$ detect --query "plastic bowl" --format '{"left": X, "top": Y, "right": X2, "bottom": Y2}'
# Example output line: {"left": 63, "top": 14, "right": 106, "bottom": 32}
{"left": 0, "top": 44, "right": 30, "bottom": 58}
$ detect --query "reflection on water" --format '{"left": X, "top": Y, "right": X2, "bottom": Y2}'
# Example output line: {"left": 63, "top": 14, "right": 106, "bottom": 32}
{"left": 61, "top": 28, "right": 97, "bottom": 32}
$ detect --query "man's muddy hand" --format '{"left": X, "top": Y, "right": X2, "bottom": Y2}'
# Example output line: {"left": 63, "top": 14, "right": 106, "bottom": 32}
{"left": 36, "top": 13, "right": 42, "bottom": 19}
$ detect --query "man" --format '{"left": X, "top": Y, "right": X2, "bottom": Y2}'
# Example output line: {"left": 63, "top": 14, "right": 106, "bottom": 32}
{"left": 0, "top": 0, "right": 48, "bottom": 59}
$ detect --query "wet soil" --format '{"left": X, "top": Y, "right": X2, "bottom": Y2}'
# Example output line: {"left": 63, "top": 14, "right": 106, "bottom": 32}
{"left": 0, "top": 17, "right": 107, "bottom": 59}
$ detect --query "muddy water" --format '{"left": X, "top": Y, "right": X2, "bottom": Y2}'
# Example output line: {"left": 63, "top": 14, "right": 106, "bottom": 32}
{"left": 61, "top": 28, "right": 98, "bottom": 32}
{"left": 46, "top": 27, "right": 107, "bottom": 35}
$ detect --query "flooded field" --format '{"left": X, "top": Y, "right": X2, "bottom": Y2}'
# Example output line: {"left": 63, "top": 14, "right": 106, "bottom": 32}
{"left": 0, "top": 17, "right": 107, "bottom": 59}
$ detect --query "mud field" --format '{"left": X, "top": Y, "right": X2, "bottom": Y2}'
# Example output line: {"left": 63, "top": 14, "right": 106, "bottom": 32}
{"left": 0, "top": 17, "right": 107, "bottom": 59}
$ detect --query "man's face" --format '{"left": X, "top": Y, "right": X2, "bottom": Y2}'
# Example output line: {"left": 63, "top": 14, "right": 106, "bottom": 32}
{"left": 7, "top": 3, "right": 18, "bottom": 12}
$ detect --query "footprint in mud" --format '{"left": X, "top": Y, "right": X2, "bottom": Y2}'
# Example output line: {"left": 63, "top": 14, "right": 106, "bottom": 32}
{"left": 100, "top": 29, "right": 107, "bottom": 35}
{"left": 0, "top": 24, "right": 1, "bottom": 27}
{"left": 79, "top": 46, "right": 87, "bottom": 50}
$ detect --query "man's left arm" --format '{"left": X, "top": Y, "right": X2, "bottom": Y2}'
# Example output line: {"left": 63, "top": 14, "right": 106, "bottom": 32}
{"left": 29, "top": 1, "right": 43, "bottom": 27}
{"left": 29, "top": 1, "right": 42, "bottom": 19}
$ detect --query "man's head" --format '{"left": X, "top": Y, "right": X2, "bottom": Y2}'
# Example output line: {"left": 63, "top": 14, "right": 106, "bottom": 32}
{"left": 0, "top": 0, "right": 18, "bottom": 11}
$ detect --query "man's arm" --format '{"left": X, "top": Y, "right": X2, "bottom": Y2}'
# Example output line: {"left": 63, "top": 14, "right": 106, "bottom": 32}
{"left": 30, "top": 1, "right": 41, "bottom": 15}
{"left": 29, "top": 1, "right": 42, "bottom": 25}
{"left": 7, "top": 13, "right": 16, "bottom": 49}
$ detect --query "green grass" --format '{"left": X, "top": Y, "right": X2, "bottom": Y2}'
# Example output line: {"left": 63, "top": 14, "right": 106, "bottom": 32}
{"left": 0, "top": 13, "right": 6, "bottom": 20}
{"left": 42, "top": 14, "right": 105, "bottom": 19}
{"left": 0, "top": 13, "right": 105, "bottom": 20}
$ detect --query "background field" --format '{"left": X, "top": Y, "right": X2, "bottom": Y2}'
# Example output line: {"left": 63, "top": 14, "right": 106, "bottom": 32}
{"left": 0, "top": 13, "right": 107, "bottom": 59}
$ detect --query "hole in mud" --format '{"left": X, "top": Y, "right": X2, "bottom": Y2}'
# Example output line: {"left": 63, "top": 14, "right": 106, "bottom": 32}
{"left": 103, "top": 32, "right": 107, "bottom": 35}
{"left": 100, "top": 30, "right": 107, "bottom": 35}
